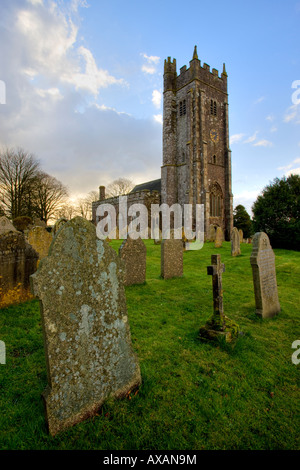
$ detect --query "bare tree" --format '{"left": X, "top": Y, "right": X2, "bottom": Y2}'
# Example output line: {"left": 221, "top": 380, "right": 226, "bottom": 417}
{"left": 77, "top": 190, "right": 99, "bottom": 220}
{"left": 0, "top": 147, "right": 40, "bottom": 219}
{"left": 32, "top": 172, "right": 69, "bottom": 224}
{"left": 106, "top": 178, "right": 134, "bottom": 198}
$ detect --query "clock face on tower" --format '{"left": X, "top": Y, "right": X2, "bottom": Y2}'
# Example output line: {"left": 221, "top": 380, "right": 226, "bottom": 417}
{"left": 210, "top": 129, "right": 219, "bottom": 143}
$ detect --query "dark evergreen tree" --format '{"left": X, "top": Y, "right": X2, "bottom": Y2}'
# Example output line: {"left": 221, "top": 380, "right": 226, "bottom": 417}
{"left": 233, "top": 204, "right": 253, "bottom": 238}
{"left": 252, "top": 174, "right": 300, "bottom": 250}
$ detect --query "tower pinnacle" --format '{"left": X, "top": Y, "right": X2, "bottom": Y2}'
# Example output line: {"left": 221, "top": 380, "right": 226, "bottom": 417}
{"left": 192, "top": 45, "right": 198, "bottom": 60}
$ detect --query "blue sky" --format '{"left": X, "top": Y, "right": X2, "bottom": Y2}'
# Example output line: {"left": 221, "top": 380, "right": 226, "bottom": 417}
{"left": 0, "top": 0, "right": 299, "bottom": 214}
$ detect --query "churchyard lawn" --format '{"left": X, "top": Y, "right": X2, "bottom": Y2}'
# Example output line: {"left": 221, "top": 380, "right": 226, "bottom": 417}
{"left": 0, "top": 241, "right": 299, "bottom": 450}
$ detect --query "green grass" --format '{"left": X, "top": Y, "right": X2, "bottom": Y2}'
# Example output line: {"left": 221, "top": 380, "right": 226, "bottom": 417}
{"left": 0, "top": 241, "right": 299, "bottom": 450}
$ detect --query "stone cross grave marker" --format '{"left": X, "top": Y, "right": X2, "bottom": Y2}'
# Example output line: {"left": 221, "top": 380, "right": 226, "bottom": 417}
{"left": 250, "top": 232, "right": 280, "bottom": 318}
{"left": 161, "top": 238, "right": 183, "bottom": 280}
{"left": 30, "top": 217, "right": 141, "bottom": 436}
{"left": 231, "top": 227, "right": 241, "bottom": 257}
{"left": 199, "top": 254, "right": 239, "bottom": 342}
{"left": 119, "top": 237, "right": 146, "bottom": 286}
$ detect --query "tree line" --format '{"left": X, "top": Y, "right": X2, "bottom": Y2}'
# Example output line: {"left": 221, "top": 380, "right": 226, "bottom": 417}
{"left": 1, "top": 146, "right": 299, "bottom": 250}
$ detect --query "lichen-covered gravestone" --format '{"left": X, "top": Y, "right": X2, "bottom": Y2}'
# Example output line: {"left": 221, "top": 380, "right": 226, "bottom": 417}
{"left": 0, "top": 216, "right": 17, "bottom": 235}
{"left": 238, "top": 229, "right": 243, "bottom": 243}
{"left": 161, "top": 238, "right": 183, "bottom": 280}
{"left": 0, "top": 231, "right": 38, "bottom": 293}
{"left": 119, "top": 237, "right": 146, "bottom": 286}
{"left": 231, "top": 227, "right": 241, "bottom": 257}
{"left": 30, "top": 217, "right": 141, "bottom": 436}
{"left": 27, "top": 226, "right": 53, "bottom": 261}
{"left": 208, "top": 224, "right": 216, "bottom": 242}
{"left": 250, "top": 232, "right": 280, "bottom": 318}
{"left": 214, "top": 227, "right": 223, "bottom": 248}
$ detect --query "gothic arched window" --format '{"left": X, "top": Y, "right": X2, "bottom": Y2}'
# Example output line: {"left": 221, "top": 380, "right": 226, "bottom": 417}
{"left": 210, "top": 182, "right": 223, "bottom": 217}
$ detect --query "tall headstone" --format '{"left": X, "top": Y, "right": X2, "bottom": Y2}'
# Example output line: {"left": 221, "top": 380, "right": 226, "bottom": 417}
{"left": 119, "top": 237, "right": 146, "bottom": 286}
{"left": 0, "top": 216, "right": 17, "bottom": 235}
{"left": 199, "top": 254, "right": 239, "bottom": 342}
{"left": 208, "top": 224, "right": 216, "bottom": 242}
{"left": 27, "top": 226, "right": 53, "bottom": 261}
{"left": 238, "top": 229, "right": 243, "bottom": 243}
{"left": 231, "top": 227, "right": 241, "bottom": 257}
{"left": 30, "top": 217, "right": 141, "bottom": 436}
{"left": 214, "top": 227, "right": 223, "bottom": 248}
{"left": 250, "top": 232, "right": 280, "bottom": 318}
{"left": 0, "top": 232, "right": 38, "bottom": 293}
{"left": 161, "top": 238, "right": 183, "bottom": 280}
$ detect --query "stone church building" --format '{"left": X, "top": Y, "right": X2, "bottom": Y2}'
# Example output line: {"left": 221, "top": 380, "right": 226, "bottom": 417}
{"left": 92, "top": 46, "right": 233, "bottom": 240}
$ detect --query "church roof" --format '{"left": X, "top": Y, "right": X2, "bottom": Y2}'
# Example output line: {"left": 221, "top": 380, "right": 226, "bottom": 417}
{"left": 131, "top": 178, "right": 161, "bottom": 193}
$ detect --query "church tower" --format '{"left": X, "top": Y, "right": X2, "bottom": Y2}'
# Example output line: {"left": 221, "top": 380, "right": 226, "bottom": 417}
{"left": 161, "top": 46, "right": 233, "bottom": 240}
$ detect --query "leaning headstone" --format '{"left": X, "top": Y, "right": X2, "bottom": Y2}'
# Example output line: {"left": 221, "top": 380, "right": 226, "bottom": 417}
{"left": 30, "top": 217, "right": 141, "bottom": 436}
{"left": 0, "top": 232, "right": 38, "bottom": 293}
{"left": 0, "top": 216, "right": 17, "bottom": 235}
{"left": 119, "top": 237, "right": 146, "bottom": 286}
{"left": 238, "top": 229, "right": 243, "bottom": 243}
{"left": 214, "top": 227, "right": 223, "bottom": 248}
{"left": 250, "top": 232, "right": 280, "bottom": 318}
{"left": 208, "top": 224, "right": 216, "bottom": 242}
{"left": 27, "top": 226, "right": 53, "bottom": 261}
{"left": 161, "top": 238, "right": 183, "bottom": 279}
{"left": 199, "top": 254, "right": 239, "bottom": 342}
{"left": 231, "top": 227, "right": 241, "bottom": 257}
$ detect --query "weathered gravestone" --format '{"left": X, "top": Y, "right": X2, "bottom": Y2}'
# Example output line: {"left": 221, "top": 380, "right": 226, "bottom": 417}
{"left": 27, "top": 226, "right": 53, "bottom": 261}
{"left": 208, "top": 224, "right": 216, "bottom": 242}
{"left": 231, "top": 227, "right": 241, "bottom": 257}
{"left": 0, "top": 216, "right": 17, "bottom": 235}
{"left": 30, "top": 217, "right": 141, "bottom": 436}
{"left": 250, "top": 232, "right": 280, "bottom": 318}
{"left": 238, "top": 229, "right": 243, "bottom": 243}
{"left": 199, "top": 254, "right": 239, "bottom": 342}
{"left": 119, "top": 237, "right": 146, "bottom": 286}
{"left": 0, "top": 232, "right": 38, "bottom": 293}
{"left": 53, "top": 217, "right": 68, "bottom": 235}
{"left": 214, "top": 226, "right": 223, "bottom": 248}
{"left": 161, "top": 238, "right": 183, "bottom": 280}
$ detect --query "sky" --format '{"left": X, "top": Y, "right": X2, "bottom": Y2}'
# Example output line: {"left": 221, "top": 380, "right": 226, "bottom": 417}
{"left": 0, "top": 0, "right": 299, "bottom": 214}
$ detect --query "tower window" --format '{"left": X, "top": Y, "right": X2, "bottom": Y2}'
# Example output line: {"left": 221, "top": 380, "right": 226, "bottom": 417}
{"left": 210, "top": 100, "right": 217, "bottom": 116}
{"left": 210, "top": 182, "right": 223, "bottom": 217}
{"left": 213, "top": 155, "right": 216, "bottom": 164}
{"left": 179, "top": 100, "right": 186, "bottom": 116}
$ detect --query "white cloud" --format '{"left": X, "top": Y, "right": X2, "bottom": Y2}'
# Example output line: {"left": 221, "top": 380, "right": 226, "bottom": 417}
{"left": 36, "top": 87, "right": 63, "bottom": 101}
{"left": 141, "top": 53, "right": 160, "bottom": 75}
{"left": 62, "top": 46, "right": 125, "bottom": 96}
{"left": 0, "top": 1, "right": 161, "bottom": 197}
{"left": 254, "top": 96, "right": 265, "bottom": 104}
{"left": 266, "top": 114, "right": 275, "bottom": 122}
{"left": 230, "top": 133, "right": 245, "bottom": 145}
{"left": 152, "top": 90, "right": 162, "bottom": 109}
{"left": 286, "top": 167, "right": 300, "bottom": 176}
{"left": 153, "top": 114, "right": 162, "bottom": 125}
{"left": 279, "top": 158, "right": 300, "bottom": 175}
{"left": 243, "top": 131, "right": 258, "bottom": 144}
{"left": 284, "top": 104, "right": 300, "bottom": 123}
{"left": 142, "top": 53, "right": 160, "bottom": 64}
{"left": 270, "top": 126, "right": 278, "bottom": 133}
{"left": 253, "top": 139, "right": 273, "bottom": 147}
{"left": 233, "top": 189, "right": 261, "bottom": 215}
